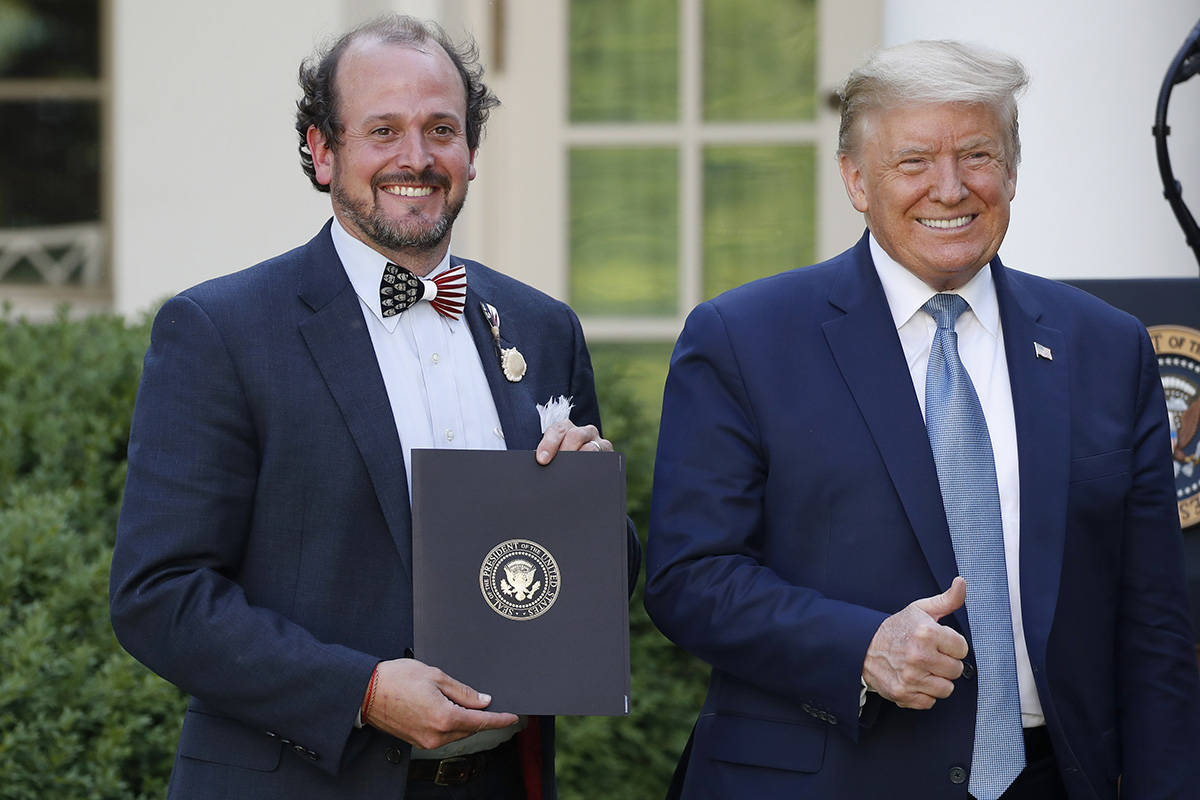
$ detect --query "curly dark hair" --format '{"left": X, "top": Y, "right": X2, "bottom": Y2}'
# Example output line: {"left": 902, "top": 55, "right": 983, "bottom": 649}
{"left": 295, "top": 15, "right": 500, "bottom": 192}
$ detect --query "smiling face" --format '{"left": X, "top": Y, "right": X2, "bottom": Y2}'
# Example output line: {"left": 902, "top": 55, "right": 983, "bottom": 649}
{"left": 839, "top": 101, "right": 1017, "bottom": 291}
{"left": 306, "top": 38, "right": 476, "bottom": 273}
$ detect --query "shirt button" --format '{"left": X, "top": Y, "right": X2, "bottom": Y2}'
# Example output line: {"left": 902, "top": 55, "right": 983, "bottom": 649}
{"left": 445, "top": 429, "right": 455, "bottom": 442}
{"left": 431, "top": 353, "right": 440, "bottom": 364}
{"left": 493, "top": 426, "right": 504, "bottom": 440}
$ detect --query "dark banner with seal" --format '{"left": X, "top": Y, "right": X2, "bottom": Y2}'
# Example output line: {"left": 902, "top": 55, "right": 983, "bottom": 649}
{"left": 1067, "top": 278, "right": 1200, "bottom": 634}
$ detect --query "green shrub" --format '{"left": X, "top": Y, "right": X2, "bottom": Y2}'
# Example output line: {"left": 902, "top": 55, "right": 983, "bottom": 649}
{"left": 0, "top": 310, "right": 707, "bottom": 798}
{"left": 0, "top": 487, "right": 183, "bottom": 799}
{"left": 0, "top": 310, "right": 186, "bottom": 799}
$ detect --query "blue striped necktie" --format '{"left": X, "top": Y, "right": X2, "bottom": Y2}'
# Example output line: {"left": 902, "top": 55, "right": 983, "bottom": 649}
{"left": 922, "top": 293, "right": 1025, "bottom": 800}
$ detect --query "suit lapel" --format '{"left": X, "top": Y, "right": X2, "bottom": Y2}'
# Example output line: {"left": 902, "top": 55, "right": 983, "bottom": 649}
{"left": 822, "top": 237, "right": 965, "bottom": 629}
{"left": 461, "top": 261, "right": 543, "bottom": 451}
{"left": 295, "top": 225, "right": 414, "bottom": 575}
{"left": 993, "top": 262, "right": 1069, "bottom": 661}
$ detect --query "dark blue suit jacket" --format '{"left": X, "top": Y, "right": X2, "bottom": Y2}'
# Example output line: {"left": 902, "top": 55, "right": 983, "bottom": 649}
{"left": 110, "top": 222, "right": 631, "bottom": 799}
{"left": 644, "top": 234, "right": 1200, "bottom": 799}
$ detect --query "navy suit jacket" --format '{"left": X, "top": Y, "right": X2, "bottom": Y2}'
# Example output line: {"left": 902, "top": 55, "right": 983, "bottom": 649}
{"left": 644, "top": 234, "right": 1200, "bottom": 799}
{"left": 110, "top": 222, "right": 634, "bottom": 799}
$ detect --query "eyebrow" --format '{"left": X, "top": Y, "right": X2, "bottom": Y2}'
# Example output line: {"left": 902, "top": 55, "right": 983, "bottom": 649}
{"left": 893, "top": 145, "right": 934, "bottom": 159}
{"left": 958, "top": 135, "right": 1000, "bottom": 152}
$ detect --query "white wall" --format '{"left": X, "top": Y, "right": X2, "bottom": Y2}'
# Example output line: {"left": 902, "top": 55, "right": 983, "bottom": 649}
{"left": 885, "top": 0, "right": 1200, "bottom": 279}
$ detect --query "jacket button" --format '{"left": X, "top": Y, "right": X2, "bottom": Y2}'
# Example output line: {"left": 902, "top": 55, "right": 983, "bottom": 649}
{"left": 385, "top": 747, "right": 404, "bottom": 764}
{"left": 949, "top": 766, "right": 968, "bottom": 785}
{"left": 961, "top": 662, "right": 976, "bottom": 679}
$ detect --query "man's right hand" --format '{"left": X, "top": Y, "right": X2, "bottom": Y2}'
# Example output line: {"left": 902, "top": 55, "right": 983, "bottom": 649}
{"left": 362, "top": 658, "right": 519, "bottom": 749}
{"left": 862, "top": 577, "right": 969, "bottom": 710}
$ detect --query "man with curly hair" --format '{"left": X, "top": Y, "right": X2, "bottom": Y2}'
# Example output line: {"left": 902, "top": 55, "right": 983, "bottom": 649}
{"left": 110, "top": 15, "right": 635, "bottom": 800}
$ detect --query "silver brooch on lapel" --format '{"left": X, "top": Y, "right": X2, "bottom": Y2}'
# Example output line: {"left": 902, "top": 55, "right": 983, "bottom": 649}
{"left": 480, "top": 302, "right": 526, "bottom": 382}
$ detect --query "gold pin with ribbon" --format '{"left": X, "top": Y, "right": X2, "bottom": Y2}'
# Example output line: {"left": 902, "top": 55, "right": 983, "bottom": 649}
{"left": 480, "top": 302, "right": 527, "bottom": 382}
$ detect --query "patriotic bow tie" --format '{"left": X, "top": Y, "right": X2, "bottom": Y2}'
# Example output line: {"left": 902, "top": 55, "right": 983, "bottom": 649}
{"left": 380, "top": 263, "right": 467, "bottom": 320}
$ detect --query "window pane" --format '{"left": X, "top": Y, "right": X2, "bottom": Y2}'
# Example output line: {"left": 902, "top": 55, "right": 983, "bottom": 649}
{"left": 703, "top": 145, "right": 816, "bottom": 299}
{"left": 570, "top": 148, "right": 678, "bottom": 316}
{"left": 0, "top": 0, "right": 100, "bottom": 79}
{"left": 569, "top": 0, "right": 678, "bottom": 122}
{"left": 0, "top": 100, "right": 101, "bottom": 286}
{"left": 702, "top": 0, "right": 817, "bottom": 121}
{"left": 0, "top": 101, "right": 100, "bottom": 228}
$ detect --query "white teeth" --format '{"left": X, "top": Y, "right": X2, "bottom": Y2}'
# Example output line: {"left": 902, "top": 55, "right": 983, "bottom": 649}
{"left": 919, "top": 215, "right": 973, "bottom": 229}
{"left": 382, "top": 185, "right": 434, "bottom": 197}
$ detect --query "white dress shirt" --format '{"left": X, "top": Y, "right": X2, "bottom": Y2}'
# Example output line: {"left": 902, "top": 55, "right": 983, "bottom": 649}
{"left": 331, "top": 218, "right": 524, "bottom": 756}
{"left": 870, "top": 234, "right": 1044, "bottom": 727}
{"left": 331, "top": 218, "right": 506, "bottom": 497}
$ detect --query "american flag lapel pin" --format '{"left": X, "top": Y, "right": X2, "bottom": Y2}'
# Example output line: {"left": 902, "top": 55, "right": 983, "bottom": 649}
{"left": 1034, "top": 341, "right": 1053, "bottom": 361}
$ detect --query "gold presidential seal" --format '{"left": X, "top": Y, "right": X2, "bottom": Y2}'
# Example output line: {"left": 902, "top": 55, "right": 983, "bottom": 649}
{"left": 1149, "top": 324, "right": 1200, "bottom": 529}
{"left": 479, "top": 539, "right": 561, "bottom": 620}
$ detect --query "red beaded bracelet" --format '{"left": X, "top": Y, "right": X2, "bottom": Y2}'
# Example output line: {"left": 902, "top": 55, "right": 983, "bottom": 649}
{"left": 361, "top": 665, "right": 380, "bottom": 723}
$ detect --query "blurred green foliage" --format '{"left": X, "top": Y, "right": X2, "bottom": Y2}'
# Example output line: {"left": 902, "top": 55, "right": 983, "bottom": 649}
{"left": 0, "top": 308, "right": 705, "bottom": 798}
{"left": 703, "top": 145, "right": 817, "bottom": 299}
{"left": 568, "top": 0, "right": 678, "bottom": 122}
{"left": 0, "top": 309, "right": 183, "bottom": 799}
{"left": 569, "top": 147, "right": 680, "bottom": 317}
{"left": 702, "top": 0, "right": 818, "bottom": 121}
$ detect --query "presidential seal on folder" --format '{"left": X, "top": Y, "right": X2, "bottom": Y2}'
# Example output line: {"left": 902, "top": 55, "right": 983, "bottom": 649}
{"left": 411, "top": 448, "right": 630, "bottom": 716}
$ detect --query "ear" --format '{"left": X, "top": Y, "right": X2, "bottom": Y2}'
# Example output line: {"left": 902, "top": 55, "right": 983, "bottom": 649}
{"left": 306, "top": 125, "right": 334, "bottom": 187}
{"left": 839, "top": 153, "right": 870, "bottom": 213}
{"left": 468, "top": 148, "right": 478, "bottom": 182}
{"left": 1006, "top": 166, "right": 1017, "bottom": 201}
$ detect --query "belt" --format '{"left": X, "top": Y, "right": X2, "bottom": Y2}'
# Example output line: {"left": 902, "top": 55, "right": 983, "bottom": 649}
{"left": 406, "top": 740, "right": 513, "bottom": 787}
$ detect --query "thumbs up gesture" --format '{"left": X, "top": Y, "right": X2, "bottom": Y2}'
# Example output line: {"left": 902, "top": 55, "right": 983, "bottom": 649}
{"left": 862, "top": 577, "right": 970, "bottom": 709}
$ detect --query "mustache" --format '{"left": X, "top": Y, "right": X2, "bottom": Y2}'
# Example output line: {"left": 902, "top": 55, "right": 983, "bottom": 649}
{"left": 373, "top": 167, "right": 451, "bottom": 192}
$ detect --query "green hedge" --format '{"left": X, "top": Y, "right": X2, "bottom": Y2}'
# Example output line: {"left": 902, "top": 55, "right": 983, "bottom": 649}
{"left": 0, "top": 309, "right": 706, "bottom": 798}
{"left": 0, "top": 310, "right": 182, "bottom": 799}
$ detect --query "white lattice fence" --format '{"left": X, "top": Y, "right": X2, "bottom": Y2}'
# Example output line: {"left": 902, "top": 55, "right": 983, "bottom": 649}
{"left": 0, "top": 223, "right": 105, "bottom": 286}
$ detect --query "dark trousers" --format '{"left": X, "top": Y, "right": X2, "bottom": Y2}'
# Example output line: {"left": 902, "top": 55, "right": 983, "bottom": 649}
{"left": 980, "top": 727, "right": 1068, "bottom": 800}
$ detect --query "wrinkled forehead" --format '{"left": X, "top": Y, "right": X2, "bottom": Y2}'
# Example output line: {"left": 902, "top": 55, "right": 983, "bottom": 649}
{"left": 851, "top": 99, "right": 1011, "bottom": 156}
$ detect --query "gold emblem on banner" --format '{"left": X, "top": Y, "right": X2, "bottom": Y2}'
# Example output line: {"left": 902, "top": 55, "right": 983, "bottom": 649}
{"left": 480, "top": 539, "right": 561, "bottom": 620}
{"left": 1149, "top": 324, "right": 1200, "bottom": 528}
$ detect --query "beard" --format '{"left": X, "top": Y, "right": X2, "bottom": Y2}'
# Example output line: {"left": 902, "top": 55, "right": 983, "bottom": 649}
{"left": 332, "top": 167, "right": 466, "bottom": 254}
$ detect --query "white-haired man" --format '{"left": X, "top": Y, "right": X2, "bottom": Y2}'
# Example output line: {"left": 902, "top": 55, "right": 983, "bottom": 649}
{"left": 646, "top": 40, "right": 1200, "bottom": 800}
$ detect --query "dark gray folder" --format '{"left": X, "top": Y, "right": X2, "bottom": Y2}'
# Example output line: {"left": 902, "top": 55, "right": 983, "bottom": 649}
{"left": 411, "top": 448, "right": 630, "bottom": 716}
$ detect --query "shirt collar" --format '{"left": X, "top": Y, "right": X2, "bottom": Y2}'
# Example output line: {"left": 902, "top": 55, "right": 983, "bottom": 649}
{"left": 869, "top": 232, "right": 999, "bottom": 337}
{"left": 330, "top": 216, "right": 455, "bottom": 329}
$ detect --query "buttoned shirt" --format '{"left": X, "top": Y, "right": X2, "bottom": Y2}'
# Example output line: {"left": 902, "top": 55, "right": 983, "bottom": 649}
{"left": 331, "top": 218, "right": 506, "bottom": 497}
{"left": 871, "top": 233, "right": 1044, "bottom": 726}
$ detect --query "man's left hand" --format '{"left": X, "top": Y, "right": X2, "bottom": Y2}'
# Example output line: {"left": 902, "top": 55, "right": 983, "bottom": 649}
{"left": 535, "top": 421, "right": 612, "bottom": 465}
